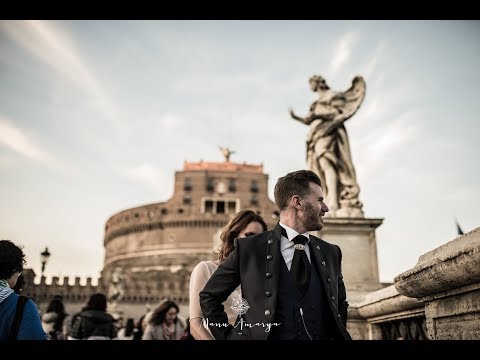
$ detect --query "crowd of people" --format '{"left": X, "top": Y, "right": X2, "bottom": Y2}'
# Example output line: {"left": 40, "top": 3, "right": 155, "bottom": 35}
{"left": 1, "top": 169, "right": 351, "bottom": 341}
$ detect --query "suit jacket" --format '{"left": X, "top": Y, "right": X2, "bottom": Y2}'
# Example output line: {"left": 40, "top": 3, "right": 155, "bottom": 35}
{"left": 200, "top": 223, "right": 351, "bottom": 340}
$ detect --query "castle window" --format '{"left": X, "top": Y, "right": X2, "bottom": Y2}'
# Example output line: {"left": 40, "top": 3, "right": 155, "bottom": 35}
{"left": 217, "top": 201, "right": 225, "bottom": 214}
{"left": 205, "top": 200, "right": 214, "bottom": 213}
{"left": 228, "top": 179, "right": 236, "bottom": 192}
{"left": 177, "top": 208, "right": 184, "bottom": 214}
{"left": 148, "top": 211, "right": 155, "bottom": 218}
{"left": 250, "top": 180, "right": 259, "bottom": 193}
{"left": 202, "top": 198, "right": 239, "bottom": 214}
{"left": 134, "top": 212, "right": 139, "bottom": 218}
{"left": 183, "top": 195, "right": 192, "bottom": 204}
{"left": 161, "top": 208, "right": 168, "bottom": 215}
{"left": 206, "top": 178, "right": 214, "bottom": 192}
{"left": 251, "top": 194, "right": 258, "bottom": 206}
{"left": 184, "top": 178, "right": 192, "bottom": 191}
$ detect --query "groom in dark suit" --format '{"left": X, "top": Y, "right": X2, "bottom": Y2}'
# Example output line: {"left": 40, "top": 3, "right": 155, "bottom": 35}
{"left": 200, "top": 170, "right": 351, "bottom": 340}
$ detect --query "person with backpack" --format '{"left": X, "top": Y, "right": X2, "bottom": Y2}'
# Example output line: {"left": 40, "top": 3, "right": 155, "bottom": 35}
{"left": 69, "top": 293, "right": 118, "bottom": 340}
{"left": 0, "top": 240, "right": 47, "bottom": 340}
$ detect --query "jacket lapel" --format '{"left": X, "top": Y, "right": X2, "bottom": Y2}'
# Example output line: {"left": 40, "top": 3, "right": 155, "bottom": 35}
{"left": 308, "top": 238, "right": 333, "bottom": 291}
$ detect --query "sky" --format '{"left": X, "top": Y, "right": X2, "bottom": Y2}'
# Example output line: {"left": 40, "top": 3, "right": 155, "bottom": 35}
{"left": 0, "top": 20, "right": 479, "bottom": 285}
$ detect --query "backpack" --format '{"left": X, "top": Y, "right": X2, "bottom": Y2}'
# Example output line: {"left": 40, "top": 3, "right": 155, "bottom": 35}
{"left": 66, "top": 312, "right": 82, "bottom": 338}
{"left": 8, "top": 295, "right": 29, "bottom": 340}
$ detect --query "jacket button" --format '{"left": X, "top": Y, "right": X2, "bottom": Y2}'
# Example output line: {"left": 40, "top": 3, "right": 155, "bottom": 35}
{"left": 266, "top": 273, "right": 272, "bottom": 278}
{"left": 265, "top": 291, "right": 272, "bottom": 297}
{"left": 316, "top": 245, "right": 320, "bottom": 250}
{"left": 331, "top": 296, "right": 335, "bottom": 301}
{"left": 337, "top": 314, "right": 341, "bottom": 318}
{"left": 265, "top": 310, "right": 271, "bottom": 316}
{"left": 268, "top": 239, "right": 273, "bottom": 244}
{"left": 321, "top": 261, "right": 326, "bottom": 266}
{"left": 327, "top": 277, "right": 332, "bottom": 283}
{"left": 267, "top": 255, "right": 273, "bottom": 260}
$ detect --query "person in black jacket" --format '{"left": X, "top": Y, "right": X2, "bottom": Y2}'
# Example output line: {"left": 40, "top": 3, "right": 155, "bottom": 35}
{"left": 200, "top": 170, "right": 351, "bottom": 340}
{"left": 70, "top": 293, "right": 117, "bottom": 340}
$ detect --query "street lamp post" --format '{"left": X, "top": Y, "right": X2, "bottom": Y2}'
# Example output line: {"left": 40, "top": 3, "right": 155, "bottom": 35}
{"left": 40, "top": 247, "right": 51, "bottom": 276}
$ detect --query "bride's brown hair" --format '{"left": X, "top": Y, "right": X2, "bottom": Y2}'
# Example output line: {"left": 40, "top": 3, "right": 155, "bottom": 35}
{"left": 217, "top": 210, "right": 267, "bottom": 262}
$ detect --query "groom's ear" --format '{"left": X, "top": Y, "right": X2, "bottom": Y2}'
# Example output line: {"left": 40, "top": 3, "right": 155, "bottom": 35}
{"left": 292, "top": 195, "right": 302, "bottom": 209}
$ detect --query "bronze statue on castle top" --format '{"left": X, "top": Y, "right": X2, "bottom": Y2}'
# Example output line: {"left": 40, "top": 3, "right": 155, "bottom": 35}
{"left": 219, "top": 146, "right": 235, "bottom": 162}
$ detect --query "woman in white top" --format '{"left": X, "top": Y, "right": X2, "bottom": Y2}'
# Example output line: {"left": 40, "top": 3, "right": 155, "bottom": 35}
{"left": 189, "top": 210, "right": 268, "bottom": 340}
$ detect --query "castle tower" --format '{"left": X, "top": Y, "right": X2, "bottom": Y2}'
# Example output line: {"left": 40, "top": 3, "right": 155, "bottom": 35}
{"left": 101, "top": 155, "right": 278, "bottom": 316}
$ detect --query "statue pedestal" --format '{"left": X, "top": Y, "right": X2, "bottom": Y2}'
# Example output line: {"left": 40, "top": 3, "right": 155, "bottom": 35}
{"left": 315, "top": 217, "right": 385, "bottom": 306}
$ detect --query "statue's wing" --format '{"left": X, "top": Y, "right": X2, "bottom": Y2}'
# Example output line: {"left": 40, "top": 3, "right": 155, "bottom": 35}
{"left": 331, "top": 76, "right": 366, "bottom": 121}
{"left": 318, "top": 76, "right": 366, "bottom": 137}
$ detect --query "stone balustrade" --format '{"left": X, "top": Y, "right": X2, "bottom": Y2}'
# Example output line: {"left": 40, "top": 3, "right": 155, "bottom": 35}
{"left": 351, "top": 284, "right": 426, "bottom": 339}
{"left": 394, "top": 227, "right": 480, "bottom": 340}
{"left": 350, "top": 226, "right": 480, "bottom": 340}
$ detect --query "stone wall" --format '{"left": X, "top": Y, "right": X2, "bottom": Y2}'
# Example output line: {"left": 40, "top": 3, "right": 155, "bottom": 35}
{"left": 353, "top": 284, "right": 426, "bottom": 339}
{"left": 352, "top": 226, "right": 480, "bottom": 340}
{"left": 395, "top": 227, "right": 480, "bottom": 340}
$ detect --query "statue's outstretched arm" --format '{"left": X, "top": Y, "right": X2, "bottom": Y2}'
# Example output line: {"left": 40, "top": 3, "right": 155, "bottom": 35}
{"left": 289, "top": 108, "right": 311, "bottom": 125}
{"left": 308, "top": 112, "right": 335, "bottom": 122}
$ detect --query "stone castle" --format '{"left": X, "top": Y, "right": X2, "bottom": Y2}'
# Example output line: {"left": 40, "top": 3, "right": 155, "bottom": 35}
{"left": 24, "top": 154, "right": 280, "bottom": 319}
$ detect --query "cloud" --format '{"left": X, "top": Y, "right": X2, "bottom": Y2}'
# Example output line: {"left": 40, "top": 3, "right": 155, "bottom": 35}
{"left": 362, "top": 40, "right": 388, "bottom": 80}
{"left": 330, "top": 31, "right": 359, "bottom": 75}
{"left": 445, "top": 185, "right": 480, "bottom": 203}
{"left": 158, "top": 113, "right": 185, "bottom": 131}
{"left": 368, "top": 115, "right": 418, "bottom": 153}
{"left": 124, "top": 163, "right": 166, "bottom": 195}
{"left": 0, "top": 20, "right": 126, "bottom": 138}
{"left": 355, "top": 109, "right": 422, "bottom": 181}
{"left": 0, "top": 114, "right": 63, "bottom": 170}
{"left": 174, "top": 71, "right": 273, "bottom": 96}
{"left": 352, "top": 78, "right": 416, "bottom": 131}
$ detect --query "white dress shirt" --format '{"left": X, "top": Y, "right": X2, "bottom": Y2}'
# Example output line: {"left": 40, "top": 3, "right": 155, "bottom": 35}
{"left": 279, "top": 222, "right": 311, "bottom": 270}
